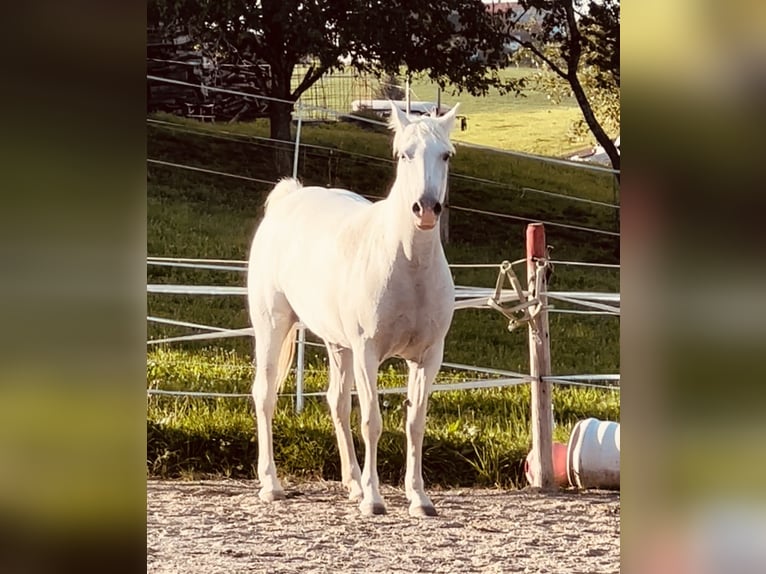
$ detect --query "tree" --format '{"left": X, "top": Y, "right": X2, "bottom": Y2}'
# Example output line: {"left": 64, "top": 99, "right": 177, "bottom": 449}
{"left": 148, "top": 0, "right": 358, "bottom": 149}
{"left": 348, "top": 0, "right": 521, "bottom": 98}
{"left": 501, "top": 0, "right": 620, "bottom": 171}
{"left": 521, "top": 50, "right": 619, "bottom": 153}
{"left": 148, "top": 0, "right": 518, "bottom": 155}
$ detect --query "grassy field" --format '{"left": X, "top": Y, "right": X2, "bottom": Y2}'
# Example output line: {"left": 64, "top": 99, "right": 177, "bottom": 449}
{"left": 297, "top": 66, "right": 597, "bottom": 157}
{"left": 147, "top": 84, "right": 620, "bottom": 488}
{"left": 148, "top": 348, "right": 618, "bottom": 487}
{"left": 409, "top": 68, "right": 590, "bottom": 156}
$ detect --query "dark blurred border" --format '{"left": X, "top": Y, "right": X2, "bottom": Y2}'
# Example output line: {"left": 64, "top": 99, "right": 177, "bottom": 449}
{"left": 623, "top": 1, "right": 766, "bottom": 572}
{"left": 0, "top": 2, "right": 146, "bottom": 572}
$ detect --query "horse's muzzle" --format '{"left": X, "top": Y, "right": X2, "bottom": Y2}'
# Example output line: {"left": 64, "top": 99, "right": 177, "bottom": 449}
{"left": 412, "top": 198, "right": 442, "bottom": 231}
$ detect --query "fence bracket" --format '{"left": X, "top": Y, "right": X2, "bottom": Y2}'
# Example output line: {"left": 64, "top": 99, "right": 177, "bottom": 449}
{"left": 487, "top": 258, "right": 553, "bottom": 333}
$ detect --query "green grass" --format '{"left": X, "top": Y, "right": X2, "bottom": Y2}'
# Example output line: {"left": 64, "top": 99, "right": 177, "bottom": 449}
{"left": 146, "top": 94, "right": 620, "bottom": 488}
{"left": 409, "top": 68, "right": 592, "bottom": 156}
{"left": 295, "top": 66, "right": 600, "bottom": 156}
{"left": 147, "top": 348, "right": 619, "bottom": 487}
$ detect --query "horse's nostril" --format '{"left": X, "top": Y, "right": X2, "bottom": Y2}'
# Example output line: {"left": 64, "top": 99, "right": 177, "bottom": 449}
{"left": 434, "top": 202, "right": 442, "bottom": 215}
{"left": 412, "top": 202, "right": 422, "bottom": 215}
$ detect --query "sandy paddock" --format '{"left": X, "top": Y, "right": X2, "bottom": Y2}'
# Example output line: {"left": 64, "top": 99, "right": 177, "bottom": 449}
{"left": 147, "top": 479, "right": 619, "bottom": 573}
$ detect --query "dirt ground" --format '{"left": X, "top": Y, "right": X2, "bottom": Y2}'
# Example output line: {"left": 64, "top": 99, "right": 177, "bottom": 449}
{"left": 147, "top": 479, "right": 620, "bottom": 574}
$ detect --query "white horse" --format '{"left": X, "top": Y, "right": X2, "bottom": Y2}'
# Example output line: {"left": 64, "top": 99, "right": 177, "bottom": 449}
{"left": 247, "top": 102, "right": 459, "bottom": 517}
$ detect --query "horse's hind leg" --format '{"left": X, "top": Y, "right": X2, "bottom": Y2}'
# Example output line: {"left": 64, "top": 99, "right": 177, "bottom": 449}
{"left": 250, "top": 292, "right": 296, "bottom": 503}
{"left": 326, "top": 344, "right": 362, "bottom": 502}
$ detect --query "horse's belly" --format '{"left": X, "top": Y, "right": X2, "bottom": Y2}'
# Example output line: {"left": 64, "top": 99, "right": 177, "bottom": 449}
{"left": 287, "top": 300, "right": 349, "bottom": 347}
{"left": 275, "top": 271, "right": 352, "bottom": 346}
{"left": 284, "top": 288, "right": 451, "bottom": 359}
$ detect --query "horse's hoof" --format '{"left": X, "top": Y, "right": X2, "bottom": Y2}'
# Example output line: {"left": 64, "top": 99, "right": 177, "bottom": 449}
{"left": 409, "top": 504, "right": 438, "bottom": 517}
{"left": 346, "top": 481, "right": 364, "bottom": 502}
{"left": 259, "top": 489, "right": 286, "bottom": 503}
{"left": 360, "top": 501, "right": 387, "bottom": 516}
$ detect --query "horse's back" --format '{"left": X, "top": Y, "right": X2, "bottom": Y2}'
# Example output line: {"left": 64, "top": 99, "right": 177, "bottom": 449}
{"left": 257, "top": 180, "right": 374, "bottom": 261}
{"left": 263, "top": 179, "right": 371, "bottom": 225}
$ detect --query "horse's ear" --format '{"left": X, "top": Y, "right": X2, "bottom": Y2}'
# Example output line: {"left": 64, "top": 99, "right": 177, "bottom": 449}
{"left": 388, "top": 101, "right": 410, "bottom": 132}
{"left": 437, "top": 103, "right": 461, "bottom": 133}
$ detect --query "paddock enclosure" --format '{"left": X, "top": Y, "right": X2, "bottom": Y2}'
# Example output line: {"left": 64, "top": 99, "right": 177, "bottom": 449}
{"left": 147, "top": 73, "right": 620, "bottom": 570}
{"left": 147, "top": 479, "right": 620, "bottom": 574}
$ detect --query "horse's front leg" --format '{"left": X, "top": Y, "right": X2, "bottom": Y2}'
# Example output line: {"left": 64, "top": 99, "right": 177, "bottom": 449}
{"left": 325, "top": 344, "right": 363, "bottom": 502}
{"left": 352, "top": 344, "right": 386, "bottom": 515}
{"left": 404, "top": 343, "right": 443, "bottom": 517}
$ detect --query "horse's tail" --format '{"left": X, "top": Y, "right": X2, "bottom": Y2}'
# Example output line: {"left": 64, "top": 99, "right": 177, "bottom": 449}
{"left": 265, "top": 177, "right": 302, "bottom": 215}
{"left": 276, "top": 323, "right": 298, "bottom": 392}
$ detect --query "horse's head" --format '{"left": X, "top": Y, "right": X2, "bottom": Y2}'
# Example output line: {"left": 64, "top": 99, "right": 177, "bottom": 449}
{"left": 389, "top": 102, "right": 460, "bottom": 231}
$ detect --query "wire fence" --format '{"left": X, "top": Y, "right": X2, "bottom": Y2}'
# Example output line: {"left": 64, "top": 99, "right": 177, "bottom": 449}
{"left": 147, "top": 75, "right": 619, "bottom": 176}
{"left": 147, "top": 115, "right": 619, "bottom": 214}
{"left": 147, "top": 258, "right": 620, "bottom": 401}
{"left": 146, "top": 153, "right": 619, "bottom": 238}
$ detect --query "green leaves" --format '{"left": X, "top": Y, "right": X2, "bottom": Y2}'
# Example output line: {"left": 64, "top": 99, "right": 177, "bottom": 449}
{"left": 509, "top": 1, "right": 620, "bottom": 168}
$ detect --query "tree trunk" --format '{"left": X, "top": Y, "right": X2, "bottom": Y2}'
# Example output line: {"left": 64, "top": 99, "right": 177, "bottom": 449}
{"left": 569, "top": 71, "right": 620, "bottom": 175}
{"left": 269, "top": 100, "right": 293, "bottom": 143}
{"left": 563, "top": 1, "right": 620, "bottom": 177}
{"left": 268, "top": 86, "right": 294, "bottom": 176}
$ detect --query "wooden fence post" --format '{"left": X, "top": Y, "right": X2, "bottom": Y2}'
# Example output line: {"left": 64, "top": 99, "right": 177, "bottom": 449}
{"left": 527, "top": 223, "right": 555, "bottom": 489}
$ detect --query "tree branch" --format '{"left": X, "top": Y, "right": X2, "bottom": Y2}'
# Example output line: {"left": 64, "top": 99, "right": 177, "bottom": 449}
{"left": 508, "top": 33, "right": 567, "bottom": 80}
{"left": 561, "top": 1, "right": 619, "bottom": 173}
{"left": 563, "top": 1, "right": 582, "bottom": 77}
{"left": 508, "top": 7, "right": 532, "bottom": 28}
{"left": 291, "top": 63, "right": 331, "bottom": 100}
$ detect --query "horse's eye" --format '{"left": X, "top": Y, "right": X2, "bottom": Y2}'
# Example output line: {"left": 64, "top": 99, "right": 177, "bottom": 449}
{"left": 399, "top": 152, "right": 412, "bottom": 162}
{"left": 442, "top": 152, "right": 452, "bottom": 161}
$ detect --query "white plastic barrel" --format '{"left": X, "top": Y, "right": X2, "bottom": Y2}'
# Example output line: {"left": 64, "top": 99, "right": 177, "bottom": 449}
{"left": 566, "top": 418, "right": 620, "bottom": 489}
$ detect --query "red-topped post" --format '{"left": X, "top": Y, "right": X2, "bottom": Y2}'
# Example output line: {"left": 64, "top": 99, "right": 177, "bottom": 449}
{"left": 526, "top": 223, "right": 555, "bottom": 489}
